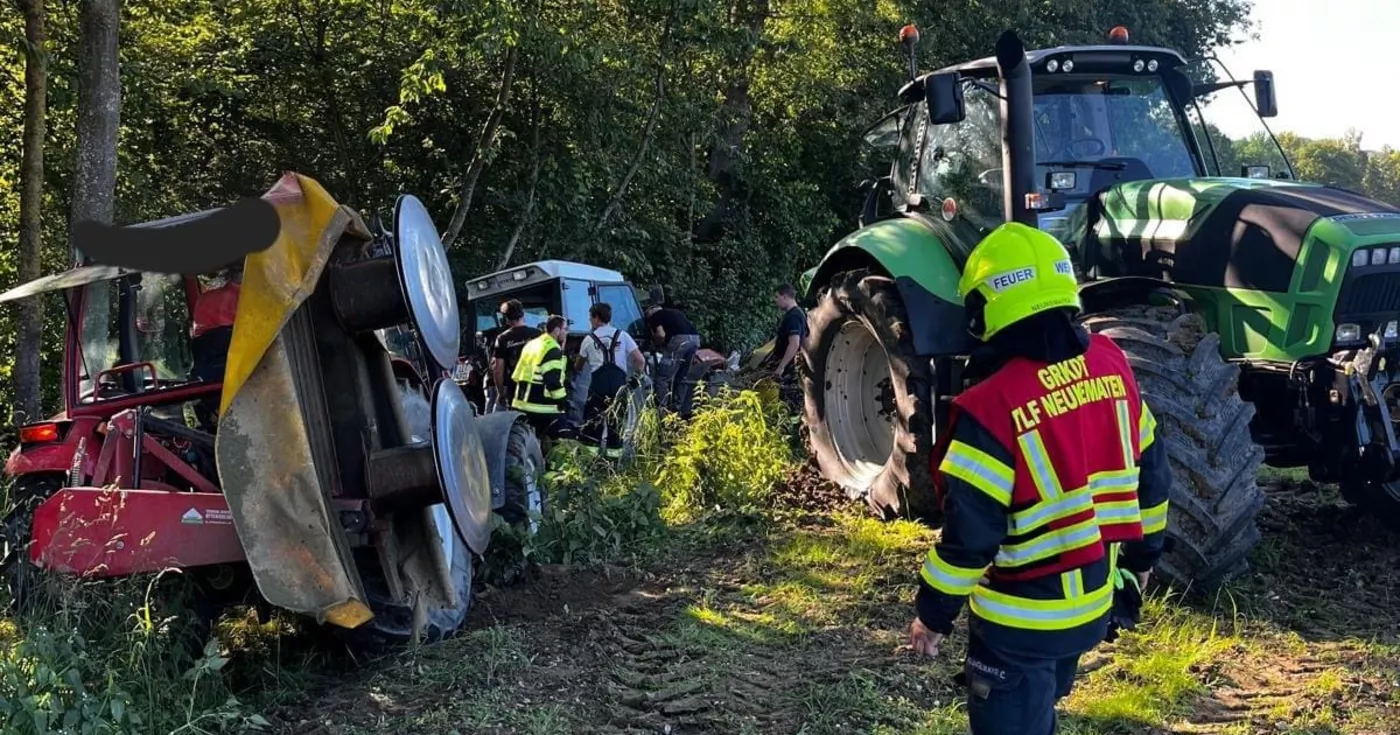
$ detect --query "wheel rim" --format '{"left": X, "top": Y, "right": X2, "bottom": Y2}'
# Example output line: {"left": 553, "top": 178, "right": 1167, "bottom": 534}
{"left": 524, "top": 456, "right": 542, "bottom": 535}
{"left": 430, "top": 502, "right": 456, "bottom": 574}
{"left": 824, "top": 318, "right": 897, "bottom": 485}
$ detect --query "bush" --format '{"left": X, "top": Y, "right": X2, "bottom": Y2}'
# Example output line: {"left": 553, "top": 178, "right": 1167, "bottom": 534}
{"left": 654, "top": 388, "right": 794, "bottom": 524}
{"left": 482, "top": 387, "right": 797, "bottom": 583}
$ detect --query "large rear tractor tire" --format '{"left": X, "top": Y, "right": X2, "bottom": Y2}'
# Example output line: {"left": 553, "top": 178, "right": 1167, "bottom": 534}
{"left": 1081, "top": 307, "right": 1266, "bottom": 591}
{"left": 801, "top": 269, "right": 938, "bottom": 520}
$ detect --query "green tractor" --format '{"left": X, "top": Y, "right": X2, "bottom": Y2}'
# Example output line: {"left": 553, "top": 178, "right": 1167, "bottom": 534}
{"left": 800, "top": 25, "right": 1400, "bottom": 590}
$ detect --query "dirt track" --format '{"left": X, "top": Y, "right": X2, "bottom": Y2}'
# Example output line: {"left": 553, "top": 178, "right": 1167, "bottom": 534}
{"left": 265, "top": 472, "right": 1400, "bottom": 735}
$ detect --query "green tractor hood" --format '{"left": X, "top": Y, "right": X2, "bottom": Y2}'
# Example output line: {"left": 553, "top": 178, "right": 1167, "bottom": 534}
{"left": 1079, "top": 176, "right": 1400, "bottom": 361}
{"left": 1078, "top": 177, "right": 1400, "bottom": 290}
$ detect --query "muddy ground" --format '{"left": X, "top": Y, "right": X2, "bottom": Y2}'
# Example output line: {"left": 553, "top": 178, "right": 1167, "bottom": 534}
{"left": 260, "top": 472, "right": 1400, "bottom": 735}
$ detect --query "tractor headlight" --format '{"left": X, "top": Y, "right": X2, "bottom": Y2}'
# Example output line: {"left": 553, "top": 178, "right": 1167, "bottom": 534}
{"left": 1372, "top": 248, "right": 1388, "bottom": 266}
{"left": 1353, "top": 249, "right": 1369, "bottom": 268}
{"left": 1336, "top": 323, "right": 1363, "bottom": 343}
{"left": 1387, "top": 321, "right": 1399, "bottom": 341}
{"left": 1389, "top": 246, "right": 1400, "bottom": 264}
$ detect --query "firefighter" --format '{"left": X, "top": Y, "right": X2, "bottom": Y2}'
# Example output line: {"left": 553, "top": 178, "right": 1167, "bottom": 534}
{"left": 511, "top": 315, "right": 570, "bottom": 451}
{"left": 906, "top": 222, "right": 1171, "bottom": 735}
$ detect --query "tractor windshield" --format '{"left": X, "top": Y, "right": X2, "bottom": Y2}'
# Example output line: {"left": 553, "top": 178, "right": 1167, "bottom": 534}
{"left": 77, "top": 272, "right": 195, "bottom": 402}
{"left": 1029, "top": 74, "right": 1199, "bottom": 240}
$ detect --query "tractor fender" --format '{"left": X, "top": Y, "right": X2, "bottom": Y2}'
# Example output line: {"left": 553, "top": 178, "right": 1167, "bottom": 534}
{"left": 472, "top": 410, "right": 543, "bottom": 511}
{"left": 807, "top": 217, "right": 972, "bottom": 357}
{"left": 1079, "top": 276, "right": 1192, "bottom": 315}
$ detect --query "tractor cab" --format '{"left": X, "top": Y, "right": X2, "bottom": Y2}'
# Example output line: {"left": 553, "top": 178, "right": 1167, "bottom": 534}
{"left": 866, "top": 27, "right": 1292, "bottom": 255}
{"left": 463, "top": 260, "right": 648, "bottom": 358}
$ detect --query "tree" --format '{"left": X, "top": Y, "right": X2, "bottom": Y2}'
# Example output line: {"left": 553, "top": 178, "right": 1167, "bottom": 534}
{"left": 13, "top": 0, "right": 46, "bottom": 423}
{"left": 69, "top": 0, "right": 121, "bottom": 254}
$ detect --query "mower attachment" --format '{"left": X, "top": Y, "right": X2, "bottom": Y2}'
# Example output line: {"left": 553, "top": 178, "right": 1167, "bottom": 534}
{"left": 215, "top": 174, "right": 485, "bottom": 630}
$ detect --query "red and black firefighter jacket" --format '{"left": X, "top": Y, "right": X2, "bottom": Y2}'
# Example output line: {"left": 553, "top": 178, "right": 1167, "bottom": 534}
{"left": 915, "top": 322, "right": 1171, "bottom": 658}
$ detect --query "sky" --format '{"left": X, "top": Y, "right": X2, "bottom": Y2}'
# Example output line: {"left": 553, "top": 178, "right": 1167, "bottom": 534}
{"left": 1210, "top": 0, "right": 1398, "bottom": 150}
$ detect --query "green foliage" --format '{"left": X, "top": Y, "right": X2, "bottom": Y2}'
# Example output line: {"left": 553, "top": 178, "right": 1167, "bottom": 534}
{"left": 654, "top": 388, "right": 794, "bottom": 523}
{"left": 0, "top": 572, "right": 263, "bottom": 735}
{"left": 483, "top": 387, "right": 796, "bottom": 583}
{"left": 1, "top": 0, "right": 1264, "bottom": 431}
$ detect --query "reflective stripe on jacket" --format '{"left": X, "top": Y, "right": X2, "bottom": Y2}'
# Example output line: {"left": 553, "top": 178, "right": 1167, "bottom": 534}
{"left": 915, "top": 334, "right": 1171, "bottom": 650}
{"left": 511, "top": 334, "right": 567, "bottom": 414}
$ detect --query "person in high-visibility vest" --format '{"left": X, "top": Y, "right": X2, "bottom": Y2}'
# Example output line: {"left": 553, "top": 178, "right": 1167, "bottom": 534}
{"left": 907, "top": 222, "right": 1171, "bottom": 735}
{"left": 511, "top": 315, "right": 570, "bottom": 443}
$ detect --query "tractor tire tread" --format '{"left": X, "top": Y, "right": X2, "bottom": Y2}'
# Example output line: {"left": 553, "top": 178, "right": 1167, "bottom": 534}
{"left": 1081, "top": 306, "right": 1266, "bottom": 591}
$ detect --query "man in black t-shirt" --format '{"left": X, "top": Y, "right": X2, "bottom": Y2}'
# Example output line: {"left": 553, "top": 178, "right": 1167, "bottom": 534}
{"left": 768, "top": 283, "right": 808, "bottom": 380}
{"left": 490, "top": 299, "right": 542, "bottom": 412}
{"left": 644, "top": 301, "right": 701, "bottom": 417}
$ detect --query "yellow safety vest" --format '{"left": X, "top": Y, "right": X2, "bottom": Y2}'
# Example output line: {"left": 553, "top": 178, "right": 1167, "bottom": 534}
{"left": 511, "top": 334, "right": 567, "bottom": 414}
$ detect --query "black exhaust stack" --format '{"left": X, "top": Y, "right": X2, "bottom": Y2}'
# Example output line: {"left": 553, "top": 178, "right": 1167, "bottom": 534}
{"left": 995, "top": 30, "right": 1037, "bottom": 227}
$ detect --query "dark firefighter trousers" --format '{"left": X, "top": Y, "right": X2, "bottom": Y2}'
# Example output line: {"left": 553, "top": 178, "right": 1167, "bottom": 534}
{"left": 961, "top": 629, "right": 1083, "bottom": 735}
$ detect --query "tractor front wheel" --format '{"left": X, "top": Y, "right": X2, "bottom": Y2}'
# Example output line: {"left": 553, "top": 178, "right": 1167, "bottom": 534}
{"left": 1082, "top": 307, "right": 1266, "bottom": 592}
{"left": 1338, "top": 479, "right": 1400, "bottom": 531}
{"left": 498, "top": 418, "right": 546, "bottom": 532}
{"left": 801, "top": 269, "right": 938, "bottom": 520}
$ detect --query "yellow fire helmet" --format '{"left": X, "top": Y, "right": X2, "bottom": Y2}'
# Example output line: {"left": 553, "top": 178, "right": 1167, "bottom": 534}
{"left": 958, "top": 222, "right": 1081, "bottom": 340}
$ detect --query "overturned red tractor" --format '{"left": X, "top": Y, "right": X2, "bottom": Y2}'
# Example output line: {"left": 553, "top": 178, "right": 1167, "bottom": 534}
{"left": 1, "top": 173, "right": 543, "bottom": 642}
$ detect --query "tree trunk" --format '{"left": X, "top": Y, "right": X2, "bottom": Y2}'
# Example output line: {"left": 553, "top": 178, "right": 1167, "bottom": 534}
{"left": 594, "top": 59, "right": 666, "bottom": 233}
{"left": 441, "top": 44, "right": 518, "bottom": 249}
{"left": 70, "top": 0, "right": 122, "bottom": 258}
{"left": 693, "top": 0, "right": 769, "bottom": 245}
{"left": 498, "top": 86, "right": 543, "bottom": 271}
{"left": 14, "top": 0, "right": 47, "bottom": 423}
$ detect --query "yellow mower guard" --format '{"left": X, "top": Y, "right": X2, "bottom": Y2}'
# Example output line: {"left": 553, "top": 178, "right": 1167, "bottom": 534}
{"left": 214, "top": 172, "right": 374, "bottom": 628}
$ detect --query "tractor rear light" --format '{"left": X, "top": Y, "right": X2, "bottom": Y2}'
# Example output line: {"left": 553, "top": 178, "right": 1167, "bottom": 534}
{"left": 1062, "top": 59, "right": 1075, "bottom": 73}
{"left": 1133, "top": 59, "right": 1145, "bottom": 73}
{"left": 1372, "top": 248, "right": 1387, "bottom": 266}
{"left": 1336, "top": 323, "right": 1363, "bottom": 343}
{"left": 1388, "top": 246, "right": 1400, "bottom": 264}
{"left": 1386, "top": 321, "right": 1399, "bottom": 341}
{"left": 1047, "top": 59, "right": 1059, "bottom": 73}
{"left": 1147, "top": 59, "right": 1159, "bottom": 72}
{"left": 1353, "top": 249, "right": 1369, "bottom": 268}
{"left": 18, "top": 423, "right": 60, "bottom": 444}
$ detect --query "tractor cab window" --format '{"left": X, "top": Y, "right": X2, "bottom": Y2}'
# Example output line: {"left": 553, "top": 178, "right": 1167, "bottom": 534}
{"left": 560, "top": 278, "right": 593, "bottom": 333}
{"left": 917, "top": 83, "right": 1005, "bottom": 241}
{"left": 472, "top": 284, "right": 555, "bottom": 332}
{"left": 1182, "top": 58, "right": 1293, "bottom": 180}
{"left": 1030, "top": 74, "right": 1198, "bottom": 242}
{"left": 78, "top": 272, "right": 195, "bottom": 402}
{"left": 597, "top": 283, "right": 645, "bottom": 338}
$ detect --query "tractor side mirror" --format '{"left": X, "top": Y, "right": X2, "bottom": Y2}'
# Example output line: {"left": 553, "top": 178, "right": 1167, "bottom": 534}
{"left": 1253, "top": 70, "right": 1277, "bottom": 118}
{"left": 925, "top": 72, "right": 966, "bottom": 125}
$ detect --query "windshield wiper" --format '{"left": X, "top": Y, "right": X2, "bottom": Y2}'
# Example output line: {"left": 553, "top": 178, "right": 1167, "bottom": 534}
{"left": 1039, "top": 160, "right": 1126, "bottom": 171}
